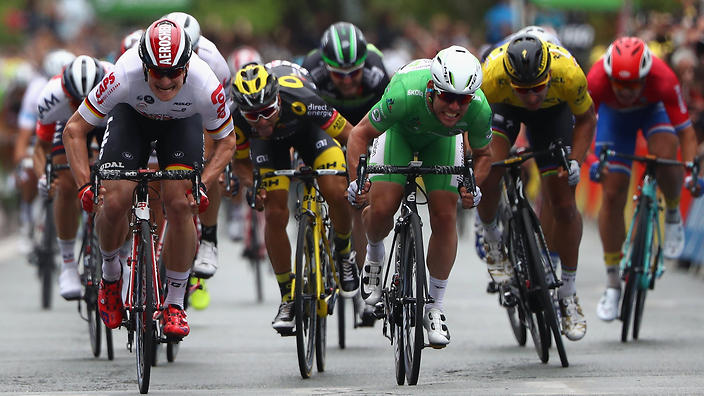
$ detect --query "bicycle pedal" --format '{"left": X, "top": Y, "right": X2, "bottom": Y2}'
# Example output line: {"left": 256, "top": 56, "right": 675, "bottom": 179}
{"left": 500, "top": 291, "right": 517, "bottom": 308}
{"left": 276, "top": 328, "right": 296, "bottom": 337}
{"left": 164, "top": 335, "right": 183, "bottom": 344}
{"left": 486, "top": 281, "right": 499, "bottom": 294}
{"left": 426, "top": 343, "right": 446, "bottom": 350}
{"left": 191, "top": 272, "right": 213, "bottom": 280}
{"left": 372, "top": 303, "right": 385, "bottom": 319}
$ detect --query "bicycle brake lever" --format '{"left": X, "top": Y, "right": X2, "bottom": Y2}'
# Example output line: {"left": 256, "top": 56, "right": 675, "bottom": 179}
{"left": 357, "top": 154, "right": 367, "bottom": 195}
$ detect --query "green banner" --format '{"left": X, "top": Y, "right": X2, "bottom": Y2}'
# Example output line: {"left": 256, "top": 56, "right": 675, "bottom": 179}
{"left": 91, "top": 0, "right": 191, "bottom": 18}
{"left": 531, "top": 0, "right": 623, "bottom": 11}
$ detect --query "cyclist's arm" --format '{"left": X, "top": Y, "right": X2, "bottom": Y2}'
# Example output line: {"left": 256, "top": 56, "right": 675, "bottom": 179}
{"left": 233, "top": 158, "right": 254, "bottom": 188}
{"left": 32, "top": 139, "right": 51, "bottom": 180}
{"left": 469, "top": 136, "right": 493, "bottom": 186}
{"left": 570, "top": 104, "right": 597, "bottom": 165}
{"left": 677, "top": 124, "right": 698, "bottom": 165}
{"left": 202, "top": 129, "right": 236, "bottom": 189}
{"left": 63, "top": 111, "right": 94, "bottom": 187}
{"left": 346, "top": 114, "right": 383, "bottom": 182}
{"left": 13, "top": 127, "right": 33, "bottom": 166}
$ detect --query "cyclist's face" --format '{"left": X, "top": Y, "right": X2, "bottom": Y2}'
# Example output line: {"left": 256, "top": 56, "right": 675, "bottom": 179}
{"left": 244, "top": 107, "right": 280, "bottom": 138}
{"left": 328, "top": 66, "right": 364, "bottom": 98}
{"left": 147, "top": 67, "right": 186, "bottom": 101}
{"left": 512, "top": 84, "right": 548, "bottom": 110}
{"left": 610, "top": 79, "right": 644, "bottom": 106}
{"left": 429, "top": 83, "right": 471, "bottom": 127}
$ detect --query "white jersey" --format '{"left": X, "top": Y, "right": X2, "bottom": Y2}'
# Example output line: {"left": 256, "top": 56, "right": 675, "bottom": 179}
{"left": 18, "top": 74, "right": 48, "bottom": 130}
{"left": 36, "top": 61, "right": 114, "bottom": 142}
{"left": 196, "top": 36, "right": 231, "bottom": 93}
{"left": 77, "top": 47, "right": 233, "bottom": 140}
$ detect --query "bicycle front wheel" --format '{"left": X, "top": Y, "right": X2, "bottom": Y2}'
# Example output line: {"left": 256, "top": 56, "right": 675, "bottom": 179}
{"left": 402, "top": 214, "right": 426, "bottom": 385}
{"left": 621, "top": 198, "right": 649, "bottom": 343}
{"left": 135, "top": 221, "right": 155, "bottom": 394}
{"left": 294, "top": 217, "right": 316, "bottom": 378}
{"left": 85, "top": 222, "right": 103, "bottom": 358}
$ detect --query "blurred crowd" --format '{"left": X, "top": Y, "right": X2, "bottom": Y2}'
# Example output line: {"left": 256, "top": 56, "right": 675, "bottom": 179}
{"left": 0, "top": 0, "right": 703, "bottom": 234}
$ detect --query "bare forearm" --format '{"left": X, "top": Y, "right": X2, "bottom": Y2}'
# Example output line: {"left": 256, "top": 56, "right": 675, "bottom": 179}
{"left": 64, "top": 129, "right": 90, "bottom": 186}
{"left": 202, "top": 135, "right": 235, "bottom": 188}
{"left": 571, "top": 109, "right": 597, "bottom": 164}
{"left": 234, "top": 158, "right": 254, "bottom": 187}
{"left": 678, "top": 125, "right": 697, "bottom": 164}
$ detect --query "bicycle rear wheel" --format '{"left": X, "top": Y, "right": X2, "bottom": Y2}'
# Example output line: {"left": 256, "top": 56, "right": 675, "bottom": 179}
{"left": 38, "top": 203, "right": 56, "bottom": 310}
{"left": 337, "top": 296, "right": 346, "bottom": 349}
{"left": 135, "top": 221, "right": 155, "bottom": 394}
{"left": 402, "top": 214, "right": 425, "bottom": 385}
{"left": 294, "top": 217, "right": 316, "bottom": 379}
{"left": 523, "top": 208, "right": 568, "bottom": 367}
{"left": 506, "top": 304, "right": 527, "bottom": 347}
{"left": 621, "top": 199, "right": 648, "bottom": 343}
{"left": 315, "top": 232, "right": 333, "bottom": 372}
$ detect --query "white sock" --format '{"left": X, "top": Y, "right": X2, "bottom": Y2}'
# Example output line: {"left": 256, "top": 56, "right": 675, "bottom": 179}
{"left": 426, "top": 276, "right": 448, "bottom": 313}
{"left": 558, "top": 271, "right": 577, "bottom": 299}
{"left": 665, "top": 208, "right": 681, "bottom": 223}
{"left": 101, "top": 248, "right": 121, "bottom": 282}
{"left": 366, "top": 239, "right": 385, "bottom": 263}
{"left": 58, "top": 238, "right": 76, "bottom": 272}
{"left": 482, "top": 216, "right": 501, "bottom": 243}
{"left": 118, "top": 239, "right": 131, "bottom": 265}
{"left": 164, "top": 269, "right": 190, "bottom": 308}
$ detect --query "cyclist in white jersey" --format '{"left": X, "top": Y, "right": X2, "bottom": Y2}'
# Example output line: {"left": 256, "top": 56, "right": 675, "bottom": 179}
{"left": 63, "top": 19, "right": 236, "bottom": 338}
{"left": 166, "top": 11, "right": 231, "bottom": 281}
{"left": 33, "top": 56, "right": 113, "bottom": 299}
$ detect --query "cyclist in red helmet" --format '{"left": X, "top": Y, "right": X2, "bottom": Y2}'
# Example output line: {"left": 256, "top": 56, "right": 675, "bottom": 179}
{"left": 588, "top": 37, "right": 701, "bottom": 322}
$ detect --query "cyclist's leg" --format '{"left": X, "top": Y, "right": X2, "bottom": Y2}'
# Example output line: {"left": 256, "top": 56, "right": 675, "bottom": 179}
{"left": 193, "top": 134, "right": 221, "bottom": 278}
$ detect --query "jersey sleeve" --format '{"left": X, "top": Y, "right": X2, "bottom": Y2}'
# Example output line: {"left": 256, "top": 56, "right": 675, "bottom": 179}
{"left": 233, "top": 124, "right": 250, "bottom": 159}
{"left": 367, "top": 77, "right": 408, "bottom": 132}
{"left": 78, "top": 68, "right": 126, "bottom": 126}
{"left": 199, "top": 82, "right": 234, "bottom": 140}
{"left": 656, "top": 65, "right": 692, "bottom": 131}
{"left": 560, "top": 54, "right": 593, "bottom": 115}
{"left": 586, "top": 61, "right": 606, "bottom": 113}
{"left": 465, "top": 90, "right": 493, "bottom": 149}
{"left": 299, "top": 90, "right": 349, "bottom": 138}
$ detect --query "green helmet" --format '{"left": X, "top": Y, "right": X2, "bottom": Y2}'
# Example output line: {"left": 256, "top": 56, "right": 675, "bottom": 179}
{"left": 320, "top": 22, "right": 368, "bottom": 69}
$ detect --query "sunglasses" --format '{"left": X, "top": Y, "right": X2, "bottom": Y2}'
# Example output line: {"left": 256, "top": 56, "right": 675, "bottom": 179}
{"left": 610, "top": 79, "right": 643, "bottom": 90}
{"left": 435, "top": 90, "right": 473, "bottom": 105}
{"left": 512, "top": 82, "right": 549, "bottom": 95}
{"left": 326, "top": 63, "right": 364, "bottom": 79}
{"left": 240, "top": 99, "right": 279, "bottom": 122}
{"left": 148, "top": 67, "right": 185, "bottom": 79}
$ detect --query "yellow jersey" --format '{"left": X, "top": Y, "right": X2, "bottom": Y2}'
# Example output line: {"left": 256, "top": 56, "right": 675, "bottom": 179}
{"left": 481, "top": 42, "right": 593, "bottom": 115}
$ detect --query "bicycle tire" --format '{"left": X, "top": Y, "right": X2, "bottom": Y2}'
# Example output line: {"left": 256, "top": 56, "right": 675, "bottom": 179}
{"left": 106, "top": 327, "right": 114, "bottom": 360}
{"left": 251, "top": 212, "right": 264, "bottom": 303}
{"left": 633, "top": 287, "right": 647, "bottom": 340}
{"left": 506, "top": 305, "right": 527, "bottom": 347}
{"left": 135, "top": 221, "right": 155, "bottom": 394}
{"left": 166, "top": 342, "right": 180, "bottom": 363}
{"left": 391, "top": 233, "right": 405, "bottom": 385}
{"left": 621, "top": 198, "right": 648, "bottom": 343}
{"left": 294, "top": 217, "right": 316, "bottom": 379}
{"left": 315, "top": 312, "right": 327, "bottom": 372}
{"left": 337, "top": 295, "right": 346, "bottom": 349}
{"left": 315, "top": 232, "right": 332, "bottom": 372}
{"left": 403, "top": 214, "right": 425, "bottom": 385}
{"left": 86, "top": 223, "right": 102, "bottom": 358}
{"left": 39, "top": 203, "right": 56, "bottom": 310}
{"left": 522, "top": 208, "right": 568, "bottom": 367}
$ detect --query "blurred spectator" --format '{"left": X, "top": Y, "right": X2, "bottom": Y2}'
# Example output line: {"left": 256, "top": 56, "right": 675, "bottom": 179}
{"left": 484, "top": 0, "right": 514, "bottom": 45}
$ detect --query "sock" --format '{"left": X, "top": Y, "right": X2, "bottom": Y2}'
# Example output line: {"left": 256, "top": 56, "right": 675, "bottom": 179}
{"left": 20, "top": 201, "right": 32, "bottom": 228}
{"left": 366, "top": 239, "right": 385, "bottom": 262}
{"left": 201, "top": 224, "right": 218, "bottom": 246}
{"left": 101, "top": 248, "right": 121, "bottom": 282}
{"left": 58, "top": 238, "right": 76, "bottom": 272}
{"left": 164, "top": 269, "right": 190, "bottom": 308}
{"left": 118, "top": 239, "right": 131, "bottom": 265}
{"left": 558, "top": 270, "right": 576, "bottom": 299}
{"left": 482, "top": 216, "right": 501, "bottom": 243}
{"left": 665, "top": 199, "right": 681, "bottom": 223}
{"left": 604, "top": 251, "right": 622, "bottom": 289}
{"left": 426, "top": 276, "right": 448, "bottom": 312}
{"left": 276, "top": 272, "right": 294, "bottom": 302}
{"left": 334, "top": 231, "right": 352, "bottom": 256}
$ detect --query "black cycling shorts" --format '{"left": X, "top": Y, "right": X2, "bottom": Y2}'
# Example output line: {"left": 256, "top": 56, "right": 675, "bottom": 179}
{"left": 490, "top": 102, "right": 574, "bottom": 171}
{"left": 98, "top": 104, "right": 203, "bottom": 171}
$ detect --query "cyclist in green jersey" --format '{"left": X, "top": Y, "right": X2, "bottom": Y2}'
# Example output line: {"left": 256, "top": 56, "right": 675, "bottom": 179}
{"left": 346, "top": 46, "right": 493, "bottom": 347}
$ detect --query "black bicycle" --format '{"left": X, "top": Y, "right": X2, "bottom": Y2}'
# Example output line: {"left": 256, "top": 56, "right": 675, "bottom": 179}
{"left": 492, "top": 142, "right": 569, "bottom": 367}
{"left": 356, "top": 153, "right": 476, "bottom": 385}
{"left": 95, "top": 166, "right": 202, "bottom": 394}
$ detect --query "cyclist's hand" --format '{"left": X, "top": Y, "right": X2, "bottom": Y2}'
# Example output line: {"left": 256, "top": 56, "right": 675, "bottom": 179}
{"left": 187, "top": 183, "right": 209, "bottom": 214}
{"left": 246, "top": 187, "right": 265, "bottom": 211}
{"left": 685, "top": 175, "right": 704, "bottom": 197}
{"left": 558, "top": 159, "right": 581, "bottom": 186}
{"left": 222, "top": 174, "right": 240, "bottom": 197}
{"left": 78, "top": 184, "right": 96, "bottom": 212}
{"left": 459, "top": 185, "right": 482, "bottom": 209}
{"left": 37, "top": 175, "right": 50, "bottom": 198}
{"left": 347, "top": 178, "right": 370, "bottom": 208}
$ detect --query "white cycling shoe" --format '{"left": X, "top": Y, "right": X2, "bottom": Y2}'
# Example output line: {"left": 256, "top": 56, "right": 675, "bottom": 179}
{"left": 664, "top": 219, "right": 685, "bottom": 259}
{"left": 596, "top": 287, "right": 621, "bottom": 322}
{"left": 192, "top": 240, "right": 218, "bottom": 278}
{"left": 423, "top": 307, "right": 450, "bottom": 348}
{"left": 59, "top": 267, "right": 82, "bottom": 300}
{"left": 361, "top": 254, "right": 383, "bottom": 305}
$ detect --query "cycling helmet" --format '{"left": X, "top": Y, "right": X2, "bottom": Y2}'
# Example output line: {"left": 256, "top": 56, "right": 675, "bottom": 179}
{"left": 228, "top": 46, "right": 263, "bottom": 76}
{"left": 165, "top": 12, "right": 201, "bottom": 49}
{"left": 503, "top": 33, "right": 551, "bottom": 86}
{"left": 138, "top": 19, "right": 192, "bottom": 71}
{"left": 42, "top": 49, "right": 76, "bottom": 78}
{"left": 430, "top": 45, "right": 483, "bottom": 95}
{"left": 119, "top": 29, "right": 144, "bottom": 58}
{"left": 603, "top": 37, "right": 652, "bottom": 81}
{"left": 516, "top": 25, "right": 562, "bottom": 46}
{"left": 232, "top": 64, "right": 279, "bottom": 110}
{"left": 62, "top": 56, "right": 105, "bottom": 102}
{"left": 320, "top": 22, "right": 368, "bottom": 69}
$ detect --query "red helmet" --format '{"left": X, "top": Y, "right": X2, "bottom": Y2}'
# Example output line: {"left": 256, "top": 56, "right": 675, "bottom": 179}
{"left": 138, "top": 19, "right": 191, "bottom": 70}
{"left": 119, "top": 29, "right": 144, "bottom": 59}
{"left": 227, "top": 46, "right": 262, "bottom": 75}
{"left": 603, "top": 37, "right": 652, "bottom": 81}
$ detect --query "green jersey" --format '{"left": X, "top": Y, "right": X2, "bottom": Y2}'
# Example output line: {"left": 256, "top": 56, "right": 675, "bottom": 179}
{"left": 368, "top": 58, "right": 492, "bottom": 150}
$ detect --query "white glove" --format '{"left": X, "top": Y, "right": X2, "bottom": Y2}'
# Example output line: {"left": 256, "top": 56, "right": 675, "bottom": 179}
{"left": 567, "top": 159, "right": 581, "bottom": 186}
{"left": 471, "top": 185, "right": 482, "bottom": 207}
{"left": 347, "top": 178, "right": 368, "bottom": 207}
{"left": 37, "top": 175, "right": 49, "bottom": 198}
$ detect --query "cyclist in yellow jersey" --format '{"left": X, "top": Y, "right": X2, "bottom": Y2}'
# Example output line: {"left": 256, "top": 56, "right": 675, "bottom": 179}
{"left": 478, "top": 33, "right": 596, "bottom": 341}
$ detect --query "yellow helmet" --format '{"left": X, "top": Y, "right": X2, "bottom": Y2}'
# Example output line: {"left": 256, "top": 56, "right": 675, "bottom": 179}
{"left": 232, "top": 64, "right": 279, "bottom": 110}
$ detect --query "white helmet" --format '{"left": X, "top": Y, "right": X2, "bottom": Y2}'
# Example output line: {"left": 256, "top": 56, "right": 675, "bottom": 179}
{"left": 165, "top": 12, "right": 201, "bottom": 49}
{"left": 430, "top": 45, "right": 482, "bottom": 95}
{"left": 516, "top": 25, "right": 562, "bottom": 46}
{"left": 42, "top": 49, "right": 76, "bottom": 78}
{"left": 119, "top": 29, "right": 144, "bottom": 58}
{"left": 62, "top": 55, "right": 105, "bottom": 101}
{"left": 227, "top": 46, "right": 262, "bottom": 75}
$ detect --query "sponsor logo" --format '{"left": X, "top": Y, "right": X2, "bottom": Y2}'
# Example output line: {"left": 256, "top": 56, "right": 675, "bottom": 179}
{"left": 173, "top": 102, "right": 192, "bottom": 106}
{"left": 306, "top": 103, "right": 330, "bottom": 117}
{"left": 320, "top": 161, "right": 338, "bottom": 169}
{"left": 315, "top": 139, "right": 327, "bottom": 149}
{"left": 95, "top": 73, "right": 117, "bottom": 104}
{"left": 121, "top": 152, "right": 134, "bottom": 160}
{"left": 99, "top": 161, "right": 125, "bottom": 170}
{"left": 173, "top": 151, "right": 184, "bottom": 159}
{"left": 157, "top": 23, "right": 174, "bottom": 66}
{"left": 38, "top": 94, "right": 60, "bottom": 118}
{"left": 407, "top": 89, "right": 423, "bottom": 96}
{"left": 255, "top": 154, "right": 268, "bottom": 164}
{"left": 144, "top": 95, "right": 154, "bottom": 104}
{"left": 386, "top": 98, "right": 395, "bottom": 111}
{"left": 371, "top": 108, "right": 382, "bottom": 122}
{"left": 262, "top": 178, "right": 279, "bottom": 188}
{"left": 291, "top": 101, "right": 306, "bottom": 115}
{"left": 210, "top": 85, "right": 227, "bottom": 118}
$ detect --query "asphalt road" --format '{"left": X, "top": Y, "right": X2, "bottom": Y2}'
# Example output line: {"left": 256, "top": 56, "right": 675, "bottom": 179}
{"left": 2, "top": 210, "right": 704, "bottom": 395}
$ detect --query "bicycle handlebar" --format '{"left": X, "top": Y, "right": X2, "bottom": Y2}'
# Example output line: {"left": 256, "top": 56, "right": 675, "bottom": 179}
{"left": 491, "top": 139, "right": 571, "bottom": 171}
{"left": 247, "top": 166, "right": 348, "bottom": 209}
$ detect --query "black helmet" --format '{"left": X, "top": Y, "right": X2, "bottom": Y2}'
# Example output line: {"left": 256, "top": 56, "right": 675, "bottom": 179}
{"left": 320, "top": 22, "right": 368, "bottom": 69}
{"left": 62, "top": 55, "right": 106, "bottom": 102}
{"left": 232, "top": 64, "right": 279, "bottom": 110}
{"left": 503, "top": 33, "right": 551, "bottom": 86}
